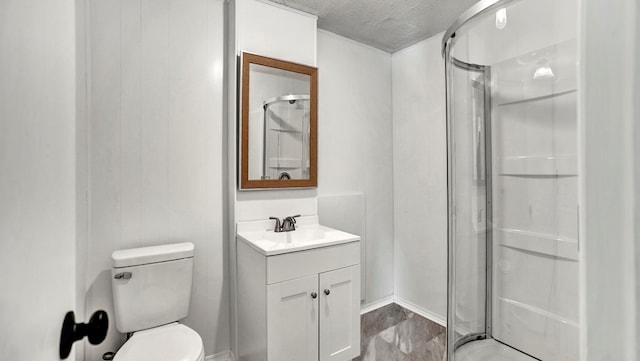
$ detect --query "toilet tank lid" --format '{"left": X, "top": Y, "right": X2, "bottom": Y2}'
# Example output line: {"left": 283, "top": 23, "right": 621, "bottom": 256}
{"left": 112, "top": 242, "right": 194, "bottom": 268}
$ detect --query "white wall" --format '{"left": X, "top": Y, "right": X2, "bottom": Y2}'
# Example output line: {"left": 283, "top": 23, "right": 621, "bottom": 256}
{"left": 234, "top": 0, "right": 318, "bottom": 223}
{"left": 229, "top": 0, "right": 318, "bottom": 354}
{"left": 316, "top": 30, "right": 394, "bottom": 303}
{"left": 83, "top": 0, "right": 228, "bottom": 358}
{"left": 0, "top": 0, "right": 78, "bottom": 360}
{"left": 391, "top": 34, "right": 448, "bottom": 322}
{"left": 75, "top": 0, "right": 89, "bottom": 359}
{"left": 236, "top": 0, "right": 317, "bottom": 68}
{"left": 580, "top": 0, "right": 639, "bottom": 359}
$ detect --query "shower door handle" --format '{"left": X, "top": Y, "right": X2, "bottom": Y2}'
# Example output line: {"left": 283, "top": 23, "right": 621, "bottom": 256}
{"left": 471, "top": 80, "right": 486, "bottom": 185}
{"left": 474, "top": 120, "right": 483, "bottom": 183}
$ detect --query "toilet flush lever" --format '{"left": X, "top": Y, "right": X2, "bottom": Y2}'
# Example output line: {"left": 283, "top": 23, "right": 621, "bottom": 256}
{"left": 114, "top": 272, "right": 132, "bottom": 280}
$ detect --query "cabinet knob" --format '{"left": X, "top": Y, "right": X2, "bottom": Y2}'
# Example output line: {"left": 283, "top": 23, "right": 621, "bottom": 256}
{"left": 324, "top": 289, "right": 331, "bottom": 296}
{"left": 311, "top": 292, "right": 318, "bottom": 299}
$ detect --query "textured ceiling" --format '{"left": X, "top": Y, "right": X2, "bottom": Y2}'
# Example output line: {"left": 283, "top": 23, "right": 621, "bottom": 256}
{"left": 269, "top": 0, "right": 479, "bottom": 53}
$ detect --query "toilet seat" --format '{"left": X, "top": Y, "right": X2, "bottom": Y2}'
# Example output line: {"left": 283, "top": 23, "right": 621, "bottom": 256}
{"left": 113, "top": 323, "right": 204, "bottom": 361}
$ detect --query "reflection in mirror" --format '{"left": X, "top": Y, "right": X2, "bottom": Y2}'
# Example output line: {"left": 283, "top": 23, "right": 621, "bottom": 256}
{"left": 250, "top": 67, "right": 310, "bottom": 181}
{"left": 240, "top": 53, "right": 317, "bottom": 189}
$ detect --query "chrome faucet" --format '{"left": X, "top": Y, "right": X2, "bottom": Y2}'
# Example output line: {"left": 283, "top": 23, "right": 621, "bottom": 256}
{"left": 269, "top": 215, "right": 300, "bottom": 232}
{"left": 269, "top": 217, "right": 282, "bottom": 232}
{"left": 281, "top": 215, "right": 300, "bottom": 232}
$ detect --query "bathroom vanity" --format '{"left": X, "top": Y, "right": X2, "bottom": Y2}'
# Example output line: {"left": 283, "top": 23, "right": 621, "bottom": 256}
{"left": 236, "top": 216, "right": 360, "bottom": 361}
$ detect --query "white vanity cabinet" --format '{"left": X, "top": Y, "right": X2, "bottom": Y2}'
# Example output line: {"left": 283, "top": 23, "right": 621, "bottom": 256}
{"left": 317, "top": 265, "right": 361, "bottom": 361}
{"left": 266, "top": 274, "right": 319, "bottom": 361}
{"left": 237, "top": 229, "right": 360, "bottom": 361}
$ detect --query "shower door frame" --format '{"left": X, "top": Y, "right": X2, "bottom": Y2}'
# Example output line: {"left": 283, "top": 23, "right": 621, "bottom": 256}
{"left": 444, "top": 54, "right": 495, "bottom": 359}
{"left": 442, "top": 2, "right": 518, "bottom": 359}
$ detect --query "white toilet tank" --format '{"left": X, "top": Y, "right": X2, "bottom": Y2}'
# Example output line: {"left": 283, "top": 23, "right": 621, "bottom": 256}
{"left": 111, "top": 242, "right": 195, "bottom": 333}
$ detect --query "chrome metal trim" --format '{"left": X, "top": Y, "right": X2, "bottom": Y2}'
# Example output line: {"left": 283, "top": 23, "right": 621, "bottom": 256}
{"left": 453, "top": 57, "right": 484, "bottom": 71}
{"left": 445, "top": 51, "right": 460, "bottom": 361}
{"left": 454, "top": 333, "right": 487, "bottom": 350}
{"left": 441, "top": 0, "right": 517, "bottom": 57}
{"left": 114, "top": 272, "right": 132, "bottom": 280}
{"left": 445, "top": 60, "right": 495, "bottom": 360}
{"left": 263, "top": 94, "right": 310, "bottom": 107}
{"left": 262, "top": 103, "right": 267, "bottom": 177}
{"left": 482, "top": 67, "right": 494, "bottom": 339}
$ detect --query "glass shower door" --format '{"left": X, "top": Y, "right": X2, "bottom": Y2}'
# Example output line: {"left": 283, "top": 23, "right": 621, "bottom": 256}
{"left": 443, "top": 0, "right": 579, "bottom": 360}
{"left": 446, "top": 61, "right": 491, "bottom": 356}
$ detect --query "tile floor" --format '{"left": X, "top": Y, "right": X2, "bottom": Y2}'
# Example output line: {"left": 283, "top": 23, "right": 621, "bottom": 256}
{"left": 356, "top": 303, "right": 446, "bottom": 361}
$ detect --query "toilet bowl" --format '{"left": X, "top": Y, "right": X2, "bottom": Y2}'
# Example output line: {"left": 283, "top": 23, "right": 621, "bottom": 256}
{"left": 113, "top": 323, "right": 204, "bottom": 361}
{"left": 111, "top": 242, "right": 204, "bottom": 361}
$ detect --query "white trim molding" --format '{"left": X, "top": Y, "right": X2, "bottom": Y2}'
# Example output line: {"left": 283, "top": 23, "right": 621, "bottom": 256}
{"left": 360, "top": 296, "right": 447, "bottom": 327}
{"left": 360, "top": 295, "right": 394, "bottom": 315}
{"left": 206, "top": 350, "right": 235, "bottom": 361}
{"left": 393, "top": 297, "right": 446, "bottom": 327}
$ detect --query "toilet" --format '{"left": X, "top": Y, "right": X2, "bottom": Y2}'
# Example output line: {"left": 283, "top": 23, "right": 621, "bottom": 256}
{"left": 111, "top": 242, "right": 204, "bottom": 361}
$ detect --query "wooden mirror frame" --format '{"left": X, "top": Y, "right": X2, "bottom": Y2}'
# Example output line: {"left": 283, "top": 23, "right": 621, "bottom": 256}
{"left": 240, "top": 52, "right": 318, "bottom": 189}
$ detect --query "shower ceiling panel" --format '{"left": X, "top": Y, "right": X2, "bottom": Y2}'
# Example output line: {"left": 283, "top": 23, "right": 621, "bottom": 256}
{"left": 268, "top": 0, "right": 478, "bottom": 53}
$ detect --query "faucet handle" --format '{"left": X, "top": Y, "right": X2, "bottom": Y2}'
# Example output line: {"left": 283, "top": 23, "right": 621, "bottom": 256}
{"left": 269, "top": 217, "right": 282, "bottom": 232}
{"left": 281, "top": 215, "right": 301, "bottom": 232}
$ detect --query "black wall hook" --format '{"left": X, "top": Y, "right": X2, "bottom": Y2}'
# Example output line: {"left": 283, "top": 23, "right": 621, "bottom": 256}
{"left": 59, "top": 310, "right": 108, "bottom": 359}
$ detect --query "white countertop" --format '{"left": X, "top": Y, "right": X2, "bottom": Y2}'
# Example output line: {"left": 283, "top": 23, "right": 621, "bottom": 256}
{"left": 236, "top": 216, "right": 360, "bottom": 256}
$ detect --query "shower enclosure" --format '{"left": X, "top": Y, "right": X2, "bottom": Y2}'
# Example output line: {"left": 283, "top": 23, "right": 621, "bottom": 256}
{"left": 442, "top": 0, "right": 579, "bottom": 360}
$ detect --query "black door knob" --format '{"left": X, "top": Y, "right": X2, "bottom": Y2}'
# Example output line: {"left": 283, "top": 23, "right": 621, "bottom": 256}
{"left": 60, "top": 310, "right": 108, "bottom": 359}
{"left": 324, "top": 289, "right": 331, "bottom": 295}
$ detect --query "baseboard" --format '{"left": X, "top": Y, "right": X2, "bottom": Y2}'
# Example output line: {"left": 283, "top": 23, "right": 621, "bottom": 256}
{"left": 393, "top": 296, "right": 446, "bottom": 327}
{"left": 360, "top": 295, "right": 447, "bottom": 327}
{"left": 206, "top": 350, "right": 235, "bottom": 361}
{"left": 360, "top": 295, "right": 394, "bottom": 315}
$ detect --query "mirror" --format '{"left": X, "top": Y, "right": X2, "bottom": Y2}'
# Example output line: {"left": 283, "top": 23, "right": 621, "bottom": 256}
{"left": 240, "top": 52, "right": 318, "bottom": 189}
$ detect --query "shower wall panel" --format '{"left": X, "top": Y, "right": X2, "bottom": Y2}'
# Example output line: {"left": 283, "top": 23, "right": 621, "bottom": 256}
{"left": 490, "top": 40, "right": 579, "bottom": 361}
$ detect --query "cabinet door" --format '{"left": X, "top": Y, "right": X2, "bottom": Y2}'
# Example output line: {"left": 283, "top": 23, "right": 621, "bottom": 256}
{"left": 267, "top": 274, "right": 319, "bottom": 361}
{"left": 319, "top": 265, "right": 361, "bottom": 361}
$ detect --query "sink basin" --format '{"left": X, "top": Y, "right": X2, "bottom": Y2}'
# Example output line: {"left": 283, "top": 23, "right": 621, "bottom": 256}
{"left": 237, "top": 216, "right": 359, "bottom": 256}
{"left": 260, "top": 228, "right": 326, "bottom": 243}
